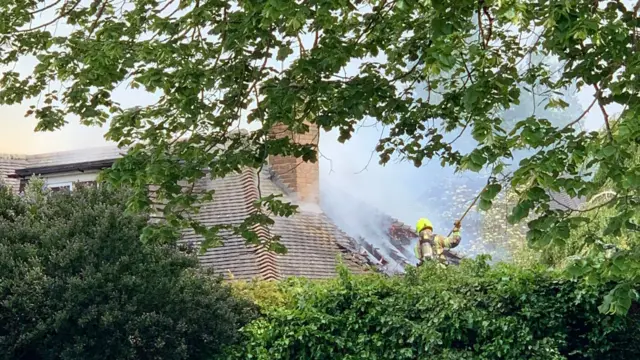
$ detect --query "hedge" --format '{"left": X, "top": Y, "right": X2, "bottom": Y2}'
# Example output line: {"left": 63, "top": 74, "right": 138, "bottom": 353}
{"left": 0, "top": 183, "right": 257, "bottom": 360}
{"left": 229, "top": 257, "right": 640, "bottom": 360}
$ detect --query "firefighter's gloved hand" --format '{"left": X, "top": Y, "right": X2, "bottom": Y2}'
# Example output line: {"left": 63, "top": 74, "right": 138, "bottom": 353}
{"left": 453, "top": 220, "right": 462, "bottom": 232}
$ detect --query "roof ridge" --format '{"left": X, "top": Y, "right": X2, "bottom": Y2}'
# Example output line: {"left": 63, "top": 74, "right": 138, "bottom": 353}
{"left": 0, "top": 154, "right": 27, "bottom": 160}
{"left": 239, "top": 167, "right": 280, "bottom": 280}
{"left": 23, "top": 145, "right": 123, "bottom": 158}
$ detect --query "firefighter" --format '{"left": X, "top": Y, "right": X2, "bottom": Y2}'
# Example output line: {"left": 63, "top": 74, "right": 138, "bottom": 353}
{"left": 414, "top": 218, "right": 461, "bottom": 266}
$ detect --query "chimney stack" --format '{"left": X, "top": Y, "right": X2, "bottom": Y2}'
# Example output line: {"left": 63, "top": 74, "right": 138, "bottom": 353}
{"left": 268, "top": 122, "right": 319, "bottom": 204}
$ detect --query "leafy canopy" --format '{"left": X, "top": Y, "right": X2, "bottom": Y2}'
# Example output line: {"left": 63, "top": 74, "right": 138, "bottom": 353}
{"left": 1, "top": 0, "right": 639, "bottom": 311}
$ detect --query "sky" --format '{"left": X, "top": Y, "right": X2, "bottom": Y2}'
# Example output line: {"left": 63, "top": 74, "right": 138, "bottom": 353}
{"left": 0, "top": 68, "right": 614, "bottom": 154}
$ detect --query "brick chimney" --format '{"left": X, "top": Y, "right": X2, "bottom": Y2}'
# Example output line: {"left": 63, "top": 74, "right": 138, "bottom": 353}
{"left": 268, "top": 122, "right": 319, "bottom": 204}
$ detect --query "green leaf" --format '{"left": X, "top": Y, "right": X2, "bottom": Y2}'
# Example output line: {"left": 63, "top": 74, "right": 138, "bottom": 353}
{"left": 478, "top": 198, "right": 493, "bottom": 211}
{"left": 469, "top": 151, "right": 487, "bottom": 167}
{"left": 463, "top": 87, "right": 481, "bottom": 110}
{"left": 277, "top": 46, "right": 294, "bottom": 61}
{"left": 544, "top": 97, "right": 569, "bottom": 110}
{"left": 481, "top": 183, "right": 502, "bottom": 201}
{"left": 602, "top": 145, "right": 616, "bottom": 157}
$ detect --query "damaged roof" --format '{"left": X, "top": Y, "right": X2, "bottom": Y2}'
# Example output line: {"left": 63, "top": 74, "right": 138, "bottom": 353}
{"left": 320, "top": 185, "right": 462, "bottom": 272}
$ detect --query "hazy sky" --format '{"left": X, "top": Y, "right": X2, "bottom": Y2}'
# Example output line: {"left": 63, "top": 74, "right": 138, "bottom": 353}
{"left": 0, "top": 82, "right": 614, "bottom": 153}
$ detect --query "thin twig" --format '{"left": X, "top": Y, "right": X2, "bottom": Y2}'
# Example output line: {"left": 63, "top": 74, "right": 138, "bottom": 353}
{"left": 514, "top": 31, "right": 542, "bottom": 69}
{"left": 355, "top": 125, "right": 387, "bottom": 174}
{"left": 593, "top": 83, "right": 613, "bottom": 141}
{"left": 560, "top": 90, "right": 599, "bottom": 130}
{"left": 448, "top": 119, "right": 470, "bottom": 145}
{"left": 29, "top": 0, "right": 63, "bottom": 15}
{"left": 18, "top": 0, "right": 81, "bottom": 33}
{"left": 297, "top": 35, "right": 306, "bottom": 56}
{"left": 318, "top": 150, "right": 335, "bottom": 174}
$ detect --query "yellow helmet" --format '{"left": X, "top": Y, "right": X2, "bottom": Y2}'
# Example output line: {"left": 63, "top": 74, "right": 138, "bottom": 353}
{"left": 415, "top": 218, "right": 433, "bottom": 233}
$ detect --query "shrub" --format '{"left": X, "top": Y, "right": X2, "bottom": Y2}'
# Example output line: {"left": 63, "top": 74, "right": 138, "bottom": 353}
{"left": 231, "top": 257, "right": 640, "bottom": 360}
{"left": 0, "top": 183, "right": 257, "bottom": 360}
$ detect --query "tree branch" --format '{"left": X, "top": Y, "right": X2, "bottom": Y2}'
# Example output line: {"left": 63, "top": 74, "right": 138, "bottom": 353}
{"left": 18, "top": 0, "right": 81, "bottom": 33}
{"left": 355, "top": 125, "right": 387, "bottom": 174}
{"left": 552, "top": 193, "right": 617, "bottom": 213}
{"left": 156, "top": 0, "right": 176, "bottom": 14}
{"left": 297, "top": 35, "right": 306, "bottom": 56}
{"left": 477, "top": 3, "right": 485, "bottom": 48}
{"left": 560, "top": 89, "right": 599, "bottom": 131}
{"left": 593, "top": 83, "right": 613, "bottom": 141}
{"left": 353, "top": 0, "right": 391, "bottom": 45}
{"left": 29, "top": 0, "right": 63, "bottom": 15}
{"left": 463, "top": 61, "right": 475, "bottom": 86}
{"left": 448, "top": 119, "right": 470, "bottom": 145}
{"left": 87, "top": 0, "right": 108, "bottom": 37}
{"left": 390, "top": 62, "right": 419, "bottom": 82}
{"left": 482, "top": 5, "right": 493, "bottom": 46}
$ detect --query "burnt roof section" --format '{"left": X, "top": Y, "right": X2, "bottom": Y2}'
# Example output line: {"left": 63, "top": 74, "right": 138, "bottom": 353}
{"left": 319, "top": 184, "right": 462, "bottom": 271}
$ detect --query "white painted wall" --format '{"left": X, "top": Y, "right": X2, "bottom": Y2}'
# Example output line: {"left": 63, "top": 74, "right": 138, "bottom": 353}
{"left": 43, "top": 171, "right": 100, "bottom": 189}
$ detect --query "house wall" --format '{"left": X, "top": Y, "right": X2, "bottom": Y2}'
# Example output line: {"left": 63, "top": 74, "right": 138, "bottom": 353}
{"left": 40, "top": 171, "right": 101, "bottom": 188}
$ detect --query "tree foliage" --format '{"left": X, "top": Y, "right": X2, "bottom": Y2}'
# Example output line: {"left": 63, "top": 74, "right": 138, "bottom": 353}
{"left": 0, "top": 182, "right": 257, "bottom": 360}
{"left": 228, "top": 260, "right": 640, "bottom": 359}
{"left": 1, "top": 0, "right": 639, "bottom": 311}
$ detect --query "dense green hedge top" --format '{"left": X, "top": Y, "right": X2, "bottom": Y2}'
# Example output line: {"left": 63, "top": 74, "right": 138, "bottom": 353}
{"left": 230, "top": 258, "right": 640, "bottom": 360}
{"left": 0, "top": 184, "right": 257, "bottom": 360}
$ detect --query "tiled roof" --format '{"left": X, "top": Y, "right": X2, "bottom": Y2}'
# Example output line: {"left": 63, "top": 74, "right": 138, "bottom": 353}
{"left": 0, "top": 155, "right": 27, "bottom": 192}
{"left": 22, "top": 146, "right": 125, "bottom": 168}
{"left": 179, "top": 166, "right": 370, "bottom": 280}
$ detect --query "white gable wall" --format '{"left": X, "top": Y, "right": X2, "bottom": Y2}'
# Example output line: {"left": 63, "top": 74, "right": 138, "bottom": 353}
{"left": 42, "top": 171, "right": 101, "bottom": 189}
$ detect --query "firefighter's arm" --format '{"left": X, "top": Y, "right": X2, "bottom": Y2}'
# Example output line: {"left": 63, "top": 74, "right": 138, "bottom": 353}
{"left": 435, "top": 221, "right": 462, "bottom": 249}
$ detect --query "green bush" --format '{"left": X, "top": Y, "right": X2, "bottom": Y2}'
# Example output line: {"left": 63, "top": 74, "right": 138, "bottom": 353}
{"left": 231, "top": 257, "right": 640, "bottom": 360}
{"left": 0, "top": 183, "right": 257, "bottom": 360}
